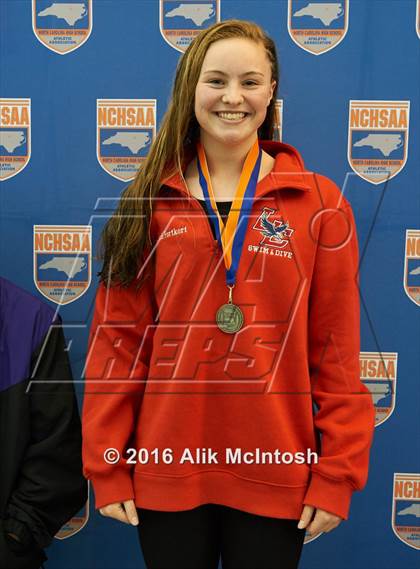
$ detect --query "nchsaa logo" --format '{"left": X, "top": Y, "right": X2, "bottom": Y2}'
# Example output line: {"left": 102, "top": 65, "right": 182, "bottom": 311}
{"left": 287, "top": 0, "right": 349, "bottom": 55}
{"left": 159, "top": 0, "right": 220, "bottom": 53}
{"left": 97, "top": 99, "right": 156, "bottom": 181}
{"left": 303, "top": 529, "right": 322, "bottom": 544}
{"left": 33, "top": 225, "right": 91, "bottom": 304}
{"left": 360, "top": 352, "right": 397, "bottom": 427}
{"left": 404, "top": 229, "right": 420, "bottom": 306}
{"left": 348, "top": 100, "right": 410, "bottom": 184}
{"left": 0, "top": 98, "right": 31, "bottom": 181}
{"left": 55, "top": 481, "right": 90, "bottom": 539}
{"left": 392, "top": 474, "right": 420, "bottom": 550}
{"left": 32, "top": 0, "right": 93, "bottom": 54}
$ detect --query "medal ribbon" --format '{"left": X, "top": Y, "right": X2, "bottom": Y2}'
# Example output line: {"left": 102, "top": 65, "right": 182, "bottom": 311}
{"left": 196, "top": 138, "right": 262, "bottom": 286}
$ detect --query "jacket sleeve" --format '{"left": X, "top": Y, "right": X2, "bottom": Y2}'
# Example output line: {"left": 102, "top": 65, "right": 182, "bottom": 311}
{"left": 0, "top": 520, "right": 46, "bottom": 569}
{"left": 5, "top": 320, "right": 88, "bottom": 551}
{"left": 82, "top": 262, "right": 157, "bottom": 510}
{"left": 302, "top": 187, "right": 376, "bottom": 521}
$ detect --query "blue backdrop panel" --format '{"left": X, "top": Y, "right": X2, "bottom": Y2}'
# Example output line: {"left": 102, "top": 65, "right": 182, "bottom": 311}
{"left": 0, "top": 1, "right": 419, "bottom": 568}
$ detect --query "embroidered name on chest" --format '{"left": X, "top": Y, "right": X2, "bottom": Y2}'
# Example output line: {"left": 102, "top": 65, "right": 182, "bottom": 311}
{"left": 160, "top": 225, "right": 188, "bottom": 240}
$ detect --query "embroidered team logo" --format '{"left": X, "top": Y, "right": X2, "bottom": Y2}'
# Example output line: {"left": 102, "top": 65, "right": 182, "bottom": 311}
{"left": 32, "top": 0, "right": 93, "bottom": 54}
{"left": 55, "top": 481, "right": 90, "bottom": 539}
{"left": 97, "top": 99, "right": 156, "bottom": 181}
{"left": 404, "top": 229, "right": 420, "bottom": 306}
{"left": 348, "top": 100, "right": 410, "bottom": 185}
{"left": 159, "top": 0, "right": 220, "bottom": 53}
{"left": 392, "top": 473, "right": 420, "bottom": 550}
{"left": 0, "top": 98, "right": 31, "bottom": 181}
{"left": 33, "top": 225, "right": 91, "bottom": 304}
{"left": 249, "top": 207, "right": 295, "bottom": 259}
{"left": 360, "top": 352, "right": 397, "bottom": 427}
{"left": 287, "top": 0, "right": 349, "bottom": 55}
{"left": 273, "top": 99, "right": 284, "bottom": 142}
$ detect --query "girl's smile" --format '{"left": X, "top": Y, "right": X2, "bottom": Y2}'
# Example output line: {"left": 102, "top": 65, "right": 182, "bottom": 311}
{"left": 214, "top": 111, "right": 250, "bottom": 122}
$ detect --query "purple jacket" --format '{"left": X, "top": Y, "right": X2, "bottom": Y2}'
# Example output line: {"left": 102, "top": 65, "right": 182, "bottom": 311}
{"left": 0, "top": 276, "right": 87, "bottom": 569}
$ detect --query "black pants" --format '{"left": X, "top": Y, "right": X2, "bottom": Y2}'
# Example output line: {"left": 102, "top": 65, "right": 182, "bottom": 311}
{"left": 137, "top": 504, "right": 306, "bottom": 569}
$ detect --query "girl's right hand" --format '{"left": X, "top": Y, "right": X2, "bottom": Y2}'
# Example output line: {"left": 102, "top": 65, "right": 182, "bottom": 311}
{"left": 99, "top": 499, "right": 139, "bottom": 525}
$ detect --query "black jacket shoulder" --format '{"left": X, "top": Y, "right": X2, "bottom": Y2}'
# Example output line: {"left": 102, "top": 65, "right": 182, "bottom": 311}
{"left": 0, "top": 277, "right": 88, "bottom": 566}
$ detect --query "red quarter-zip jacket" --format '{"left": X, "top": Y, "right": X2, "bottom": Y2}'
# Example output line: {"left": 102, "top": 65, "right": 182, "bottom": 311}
{"left": 82, "top": 139, "right": 375, "bottom": 521}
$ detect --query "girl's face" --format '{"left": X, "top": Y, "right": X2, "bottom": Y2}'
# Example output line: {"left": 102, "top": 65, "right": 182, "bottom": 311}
{"left": 194, "top": 38, "right": 276, "bottom": 149}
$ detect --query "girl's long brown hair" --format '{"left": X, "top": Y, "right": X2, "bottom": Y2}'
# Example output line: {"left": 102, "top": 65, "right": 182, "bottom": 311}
{"left": 98, "top": 19, "right": 280, "bottom": 289}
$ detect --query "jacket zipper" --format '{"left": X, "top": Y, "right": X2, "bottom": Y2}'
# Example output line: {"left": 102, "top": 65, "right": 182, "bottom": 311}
{"left": 187, "top": 195, "right": 220, "bottom": 251}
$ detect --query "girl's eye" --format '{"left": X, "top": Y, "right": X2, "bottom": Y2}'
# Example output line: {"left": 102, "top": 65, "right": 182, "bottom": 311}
{"left": 208, "top": 79, "right": 258, "bottom": 87}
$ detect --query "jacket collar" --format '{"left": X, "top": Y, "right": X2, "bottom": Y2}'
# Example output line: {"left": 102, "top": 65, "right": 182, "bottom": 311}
{"left": 160, "top": 139, "right": 313, "bottom": 199}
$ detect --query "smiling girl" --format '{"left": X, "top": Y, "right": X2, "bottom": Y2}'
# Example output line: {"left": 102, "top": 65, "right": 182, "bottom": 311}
{"left": 82, "top": 19, "right": 375, "bottom": 569}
